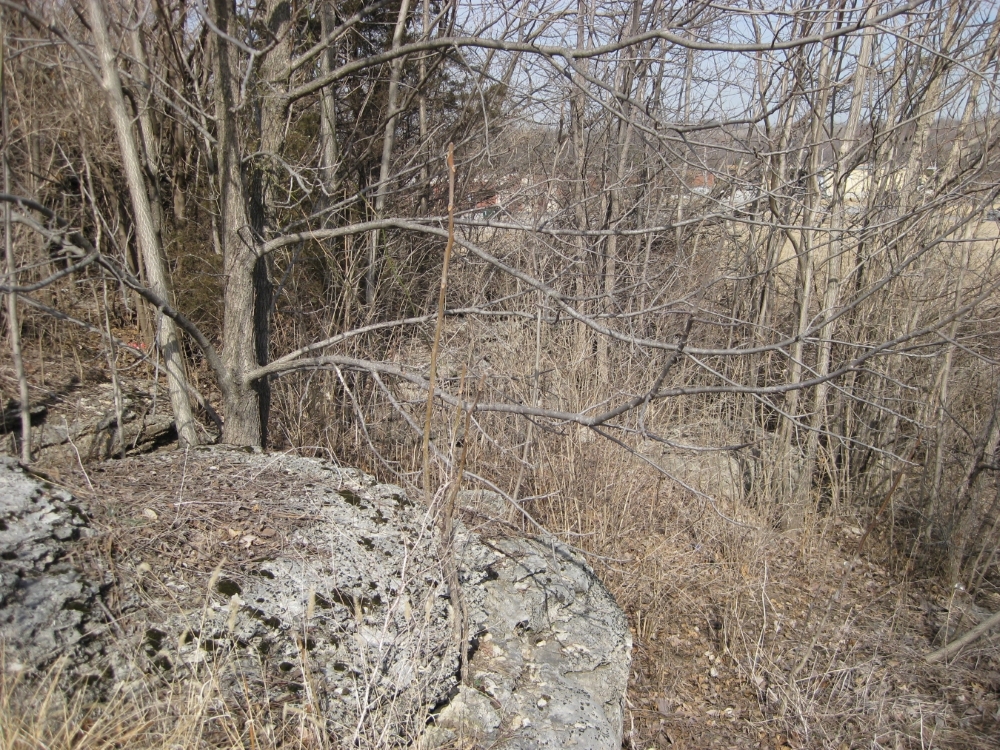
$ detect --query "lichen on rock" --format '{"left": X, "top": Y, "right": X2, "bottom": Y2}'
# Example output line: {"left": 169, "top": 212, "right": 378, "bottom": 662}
{"left": 0, "top": 457, "right": 98, "bottom": 672}
{"left": 0, "top": 450, "right": 630, "bottom": 748}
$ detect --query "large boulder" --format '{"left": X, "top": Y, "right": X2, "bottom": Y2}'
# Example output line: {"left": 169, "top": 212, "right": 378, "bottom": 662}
{"left": 0, "top": 449, "right": 630, "bottom": 748}
{"left": 430, "top": 535, "right": 632, "bottom": 748}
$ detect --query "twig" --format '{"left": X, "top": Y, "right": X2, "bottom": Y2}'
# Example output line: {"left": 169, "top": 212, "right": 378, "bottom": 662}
{"left": 421, "top": 143, "right": 456, "bottom": 506}
{"left": 64, "top": 417, "right": 94, "bottom": 491}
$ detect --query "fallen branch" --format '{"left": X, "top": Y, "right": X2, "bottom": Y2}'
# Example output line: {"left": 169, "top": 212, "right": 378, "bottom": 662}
{"left": 926, "top": 608, "right": 1000, "bottom": 663}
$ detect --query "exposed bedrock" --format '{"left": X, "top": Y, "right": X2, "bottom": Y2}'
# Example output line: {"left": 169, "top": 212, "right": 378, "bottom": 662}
{"left": 0, "top": 457, "right": 99, "bottom": 672}
{"left": 0, "top": 450, "right": 630, "bottom": 748}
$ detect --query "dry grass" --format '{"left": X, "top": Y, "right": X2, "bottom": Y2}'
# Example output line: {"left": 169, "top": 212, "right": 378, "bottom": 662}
{"left": 334, "top": 305, "right": 1000, "bottom": 749}
{"left": 5, "top": 237, "right": 1000, "bottom": 749}
{"left": 0, "top": 650, "right": 346, "bottom": 750}
{"left": 8, "top": 346, "right": 1000, "bottom": 750}
{"left": 505, "top": 430, "right": 1000, "bottom": 749}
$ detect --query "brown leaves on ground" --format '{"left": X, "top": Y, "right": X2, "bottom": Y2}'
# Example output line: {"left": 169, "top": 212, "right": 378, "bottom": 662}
{"left": 524, "top": 440, "right": 1000, "bottom": 750}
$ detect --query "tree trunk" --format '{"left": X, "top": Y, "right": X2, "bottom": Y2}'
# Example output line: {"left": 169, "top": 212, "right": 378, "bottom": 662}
{"left": 209, "top": 0, "right": 263, "bottom": 446}
{"left": 782, "top": 12, "right": 834, "bottom": 530}
{"left": 571, "top": 0, "right": 591, "bottom": 377}
{"left": 88, "top": 0, "right": 198, "bottom": 448}
{"left": 249, "top": 0, "right": 294, "bottom": 448}
{"left": 1, "top": 11, "right": 29, "bottom": 462}
{"left": 319, "top": 4, "right": 341, "bottom": 195}
{"left": 796, "top": 6, "right": 876, "bottom": 525}
{"left": 367, "top": 0, "right": 413, "bottom": 309}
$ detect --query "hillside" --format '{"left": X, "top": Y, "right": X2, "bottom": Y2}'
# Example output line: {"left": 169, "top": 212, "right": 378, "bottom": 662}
{"left": 3, "top": 361, "right": 1000, "bottom": 749}
{"left": 4, "top": 1, "right": 1000, "bottom": 747}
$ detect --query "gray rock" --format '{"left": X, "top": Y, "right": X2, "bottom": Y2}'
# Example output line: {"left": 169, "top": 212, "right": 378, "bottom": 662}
{"left": 111, "top": 451, "right": 459, "bottom": 746}
{"left": 456, "top": 488, "right": 509, "bottom": 518}
{"left": 0, "top": 451, "right": 630, "bottom": 748}
{"left": 640, "top": 438, "right": 745, "bottom": 504}
{"left": 425, "top": 534, "right": 631, "bottom": 749}
{"left": 0, "top": 457, "right": 98, "bottom": 671}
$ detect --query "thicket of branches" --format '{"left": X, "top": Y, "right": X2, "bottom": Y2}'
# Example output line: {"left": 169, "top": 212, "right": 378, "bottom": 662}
{"left": 3, "top": 0, "right": 1000, "bottom": 591}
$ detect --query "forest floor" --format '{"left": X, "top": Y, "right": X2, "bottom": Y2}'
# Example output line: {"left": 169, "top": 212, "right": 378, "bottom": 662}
{"left": 597, "top": 509, "right": 1000, "bottom": 750}
{"left": 3, "top": 357, "right": 1000, "bottom": 750}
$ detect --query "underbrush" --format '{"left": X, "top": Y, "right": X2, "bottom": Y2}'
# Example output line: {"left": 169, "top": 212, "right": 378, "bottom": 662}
{"left": 4, "top": 276, "right": 1000, "bottom": 749}
{"left": 539, "top": 438, "right": 1000, "bottom": 748}
{"left": 258, "top": 315, "right": 1000, "bottom": 747}
{"left": 0, "top": 652, "right": 344, "bottom": 750}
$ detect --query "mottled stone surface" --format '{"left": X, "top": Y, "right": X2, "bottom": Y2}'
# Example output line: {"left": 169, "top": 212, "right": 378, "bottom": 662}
{"left": 0, "top": 451, "right": 630, "bottom": 748}
{"left": 109, "top": 451, "right": 460, "bottom": 746}
{"left": 0, "top": 457, "right": 98, "bottom": 671}
{"left": 425, "top": 535, "right": 631, "bottom": 749}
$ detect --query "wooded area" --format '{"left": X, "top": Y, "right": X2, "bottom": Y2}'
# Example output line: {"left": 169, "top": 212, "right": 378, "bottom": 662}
{"left": 3, "top": 4, "right": 1000, "bottom": 741}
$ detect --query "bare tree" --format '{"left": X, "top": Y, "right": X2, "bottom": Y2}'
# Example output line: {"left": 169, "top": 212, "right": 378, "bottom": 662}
{"left": 87, "top": 0, "right": 198, "bottom": 448}
{"left": 1, "top": 7, "right": 29, "bottom": 462}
